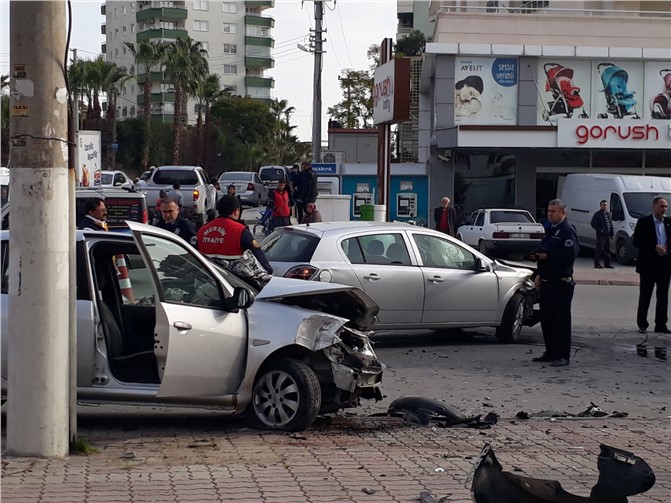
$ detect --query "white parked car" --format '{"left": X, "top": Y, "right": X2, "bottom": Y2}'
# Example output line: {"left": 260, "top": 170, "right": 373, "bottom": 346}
{"left": 457, "top": 209, "right": 546, "bottom": 257}
{"left": 101, "top": 170, "right": 134, "bottom": 189}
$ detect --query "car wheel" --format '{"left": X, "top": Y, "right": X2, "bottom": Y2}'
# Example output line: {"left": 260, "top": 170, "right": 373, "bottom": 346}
{"left": 495, "top": 293, "right": 525, "bottom": 343}
{"left": 246, "top": 358, "right": 321, "bottom": 432}
{"left": 616, "top": 240, "right": 634, "bottom": 265}
{"left": 478, "top": 240, "right": 489, "bottom": 256}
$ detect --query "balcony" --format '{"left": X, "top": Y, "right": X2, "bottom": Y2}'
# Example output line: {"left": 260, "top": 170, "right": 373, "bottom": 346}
{"left": 137, "top": 93, "right": 175, "bottom": 105}
{"left": 136, "top": 6, "right": 187, "bottom": 23}
{"left": 246, "top": 1, "right": 274, "bottom": 8}
{"left": 136, "top": 71, "right": 167, "bottom": 84}
{"left": 245, "top": 14, "right": 274, "bottom": 28}
{"left": 245, "top": 56, "right": 274, "bottom": 69}
{"left": 245, "top": 76, "right": 274, "bottom": 88}
{"left": 100, "top": 3, "right": 105, "bottom": 15}
{"left": 101, "top": 23, "right": 106, "bottom": 35}
{"left": 245, "top": 35, "right": 274, "bottom": 47}
{"left": 101, "top": 43, "right": 106, "bottom": 54}
{"left": 137, "top": 28, "right": 188, "bottom": 42}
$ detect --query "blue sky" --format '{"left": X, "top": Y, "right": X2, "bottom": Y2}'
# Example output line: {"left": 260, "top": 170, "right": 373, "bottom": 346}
{"left": 1, "top": 0, "right": 397, "bottom": 142}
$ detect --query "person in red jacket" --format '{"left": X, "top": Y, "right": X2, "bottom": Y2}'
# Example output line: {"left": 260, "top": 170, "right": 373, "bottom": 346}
{"left": 271, "top": 179, "right": 292, "bottom": 229}
{"left": 197, "top": 195, "right": 273, "bottom": 273}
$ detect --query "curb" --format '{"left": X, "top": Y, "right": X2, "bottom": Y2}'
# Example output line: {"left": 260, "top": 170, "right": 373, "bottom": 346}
{"left": 575, "top": 278, "right": 639, "bottom": 286}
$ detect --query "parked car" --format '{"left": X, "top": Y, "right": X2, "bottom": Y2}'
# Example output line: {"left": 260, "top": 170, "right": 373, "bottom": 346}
{"left": 262, "top": 222, "right": 538, "bottom": 343}
{"left": 0, "top": 222, "right": 383, "bottom": 431}
{"left": 140, "top": 165, "right": 217, "bottom": 227}
{"left": 100, "top": 170, "right": 134, "bottom": 189}
{"left": 218, "top": 171, "right": 268, "bottom": 207}
{"left": 259, "top": 165, "right": 291, "bottom": 190}
{"left": 457, "top": 209, "right": 546, "bottom": 257}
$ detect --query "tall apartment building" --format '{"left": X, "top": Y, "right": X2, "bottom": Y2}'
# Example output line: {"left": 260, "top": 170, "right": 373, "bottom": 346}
{"left": 102, "top": 0, "right": 275, "bottom": 124}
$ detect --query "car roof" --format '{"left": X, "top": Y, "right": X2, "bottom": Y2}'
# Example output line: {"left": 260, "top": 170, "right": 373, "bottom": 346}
{"left": 277, "top": 221, "right": 427, "bottom": 235}
{"left": 477, "top": 208, "right": 531, "bottom": 212}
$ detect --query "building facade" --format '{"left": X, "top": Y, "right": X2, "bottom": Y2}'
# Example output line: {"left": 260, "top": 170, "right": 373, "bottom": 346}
{"left": 102, "top": 0, "right": 274, "bottom": 124}
{"left": 418, "top": 1, "right": 671, "bottom": 224}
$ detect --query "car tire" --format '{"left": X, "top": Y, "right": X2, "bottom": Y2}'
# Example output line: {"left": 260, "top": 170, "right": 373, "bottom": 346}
{"left": 495, "top": 293, "right": 525, "bottom": 343}
{"left": 246, "top": 358, "right": 321, "bottom": 432}
{"left": 616, "top": 240, "right": 634, "bottom": 265}
{"left": 478, "top": 240, "right": 489, "bottom": 256}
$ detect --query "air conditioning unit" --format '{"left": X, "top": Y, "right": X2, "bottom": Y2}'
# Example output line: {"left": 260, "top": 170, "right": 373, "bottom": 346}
{"left": 320, "top": 151, "right": 344, "bottom": 164}
{"left": 399, "top": 17, "right": 412, "bottom": 27}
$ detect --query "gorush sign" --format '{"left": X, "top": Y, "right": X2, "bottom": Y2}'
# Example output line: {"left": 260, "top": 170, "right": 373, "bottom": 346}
{"left": 372, "top": 76, "right": 393, "bottom": 112}
{"left": 576, "top": 124, "right": 670, "bottom": 144}
{"left": 558, "top": 119, "right": 671, "bottom": 148}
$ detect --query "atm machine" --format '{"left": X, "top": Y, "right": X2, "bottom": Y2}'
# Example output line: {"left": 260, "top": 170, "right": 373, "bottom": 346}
{"left": 352, "top": 182, "right": 374, "bottom": 218}
{"left": 396, "top": 192, "right": 417, "bottom": 218}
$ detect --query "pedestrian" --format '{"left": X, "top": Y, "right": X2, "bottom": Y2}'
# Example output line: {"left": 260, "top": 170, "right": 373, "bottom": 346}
{"left": 300, "top": 162, "right": 318, "bottom": 213}
{"left": 227, "top": 184, "right": 243, "bottom": 222}
{"left": 271, "top": 179, "right": 292, "bottom": 229}
{"left": 78, "top": 197, "right": 109, "bottom": 231}
{"left": 154, "top": 189, "right": 168, "bottom": 224}
{"left": 433, "top": 196, "right": 456, "bottom": 237}
{"left": 633, "top": 197, "right": 671, "bottom": 334}
{"left": 167, "top": 181, "right": 184, "bottom": 208}
{"left": 530, "top": 199, "right": 579, "bottom": 367}
{"left": 590, "top": 200, "right": 614, "bottom": 269}
{"left": 302, "top": 202, "right": 323, "bottom": 224}
{"left": 197, "top": 194, "right": 273, "bottom": 273}
{"left": 290, "top": 164, "right": 304, "bottom": 223}
{"left": 156, "top": 198, "right": 197, "bottom": 247}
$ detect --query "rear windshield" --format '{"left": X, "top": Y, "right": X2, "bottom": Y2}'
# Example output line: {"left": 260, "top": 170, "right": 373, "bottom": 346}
{"left": 101, "top": 173, "right": 114, "bottom": 185}
{"left": 261, "top": 231, "right": 319, "bottom": 262}
{"left": 490, "top": 211, "right": 534, "bottom": 224}
{"left": 76, "top": 195, "right": 147, "bottom": 228}
{"left": 153, "top": 169, "right": 199, "bottom": 185}
{"left": 260, "top": 168, "right": 286, "bottom": 182}
{"left": 219, "top": 172, "right": 252, "bottom": 182}
{"left": 624, "top": 192, "right": 671, "bottom": 219}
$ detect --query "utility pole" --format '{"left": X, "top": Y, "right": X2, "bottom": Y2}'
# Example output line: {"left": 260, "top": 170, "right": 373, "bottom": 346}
{"left": 311, "top": 1, "right": 324, "bottom": 163}
{"left": 8, "top": 0, "right": 70, "bottom": 457}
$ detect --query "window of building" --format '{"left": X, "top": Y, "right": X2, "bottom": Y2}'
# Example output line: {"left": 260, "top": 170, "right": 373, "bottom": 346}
{"left": 223, "top": 43, "right": 237, "bottom": 54}
{"left": 194, "top": 0, "right": 209, "bottom": 11}
{"left": 222, "top": 23, "right": 237, "bottom": 34}
{"left": 193, "top": 20, "right": 209, "bottom": 32}
{"left": 114, "top": 47, "right": 119, "bottom": 57}
{"left": 224, "top": 85, "right": 237, "bottom": 95}
{"left": 246, "top": 45, "right": 270, "bottom": 58}
{"left": 123, "top": 25, "right": 127, "bottom": 33}
{"left": 246, "top": 7, "right": 260, "bottom": 15}
{"left": 114, "top": 28, "right": 119, "bottom": 38}
{"left": 122, "top": 5, "right": 127, "bottom": 15}
{"left": 592, "top": 150, "right": 643, "bottom": 168}
{"left": 246, "top": 87, "right": 271, "bottom": 99}
{"left": 114, "top": 7, "right": 118, "bottom": 18}
{"left": 122, "top": 106, "right": 128, "bottom": 117}
{"left": 246, "top": 25, "right": 269, "bottom": 37}
{"left": 130, "top": 106, "right": 135, "bottom": 116}
{"left": 223, "top": 64, "right": 238, "bottom": 74}
{"left": 130, "top": 23, "right": 135, "bottom": 33}
{"left": 200, "top": 41, "right": 209, "bottom": 52}
{"left": 646, "top": 150, "right": 671, "bottom": 168}
{"left": 122, "top": 45, "right": 127, "bottom": 55}
{"left": 222, "top": 2, "right": 238, "bottom": 13}
{"left": 131, "top": 85, "right": 135, "bottom": 94}
{"left": 130, "top": 3, "right": 134, "bottom": 12}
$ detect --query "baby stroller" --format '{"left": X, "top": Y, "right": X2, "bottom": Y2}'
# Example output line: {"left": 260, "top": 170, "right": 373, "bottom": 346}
{"left": 540, "top": 63, "right": 588, "bottom": 121}
{"left": 596, "top": 63, "right": 640, "bottom": 119}
{"left": 650, "top": 69, "right": 671, "bottom": 119}
{"left": 252, "top": 201, "right": 274, "bottom": 237}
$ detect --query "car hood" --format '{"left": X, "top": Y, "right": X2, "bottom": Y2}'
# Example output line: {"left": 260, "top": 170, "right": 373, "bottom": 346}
{"left": 256, "top": 277, "right": 379, "bottom": 329}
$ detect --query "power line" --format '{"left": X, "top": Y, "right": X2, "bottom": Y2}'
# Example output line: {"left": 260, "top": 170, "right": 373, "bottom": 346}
{"left": 336, "top": 1, "right": 353, "bottom": 67}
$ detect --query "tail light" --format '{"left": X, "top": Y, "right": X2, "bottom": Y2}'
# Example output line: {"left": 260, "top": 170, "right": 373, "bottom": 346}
{"left": 192, "top": 189, "right": 200, "bottom": 202}
{"left": 141, "top": 208, "right": 148, "bottom": 224}
{"left": 531, "top": 232, "right": 545, "bottom": 239}
{"left": 493, "top": 232, "right": 510, "bottom": 238}
{"left": 247, "top": 183, "right": 255, "bottom": 191}
{"left": 284, "top": 265, "right": 319, "bottom": 280}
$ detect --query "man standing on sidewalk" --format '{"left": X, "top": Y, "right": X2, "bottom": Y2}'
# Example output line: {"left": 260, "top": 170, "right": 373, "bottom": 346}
{"left": 590, "top": 200, "right": 614, "bottom": 269}
{"left": 530, "top": 199, "right": 578, "bottom": 367}
{"left": 433, "top": 197, "right": 456, "bottom": 237}
{"left": 633, "top": 197, "right": 671, "bottom": 334}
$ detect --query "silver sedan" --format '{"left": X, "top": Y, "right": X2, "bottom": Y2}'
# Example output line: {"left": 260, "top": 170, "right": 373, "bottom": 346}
{"left": 262, "top": 222, "right": 538, "bottom": 343}
{"left": 218, "top": 171, "right": 268, "bottom": 207}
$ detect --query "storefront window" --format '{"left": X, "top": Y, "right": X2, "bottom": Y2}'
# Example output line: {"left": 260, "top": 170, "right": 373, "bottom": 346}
{"left": 645, "top": 150, "right": 671, "bottom": 168}
{"left": 592, "top": 150, "right": 642, "bottom": 168}
{"left": 454, "top": 152, "right": 515, "bottom": 223}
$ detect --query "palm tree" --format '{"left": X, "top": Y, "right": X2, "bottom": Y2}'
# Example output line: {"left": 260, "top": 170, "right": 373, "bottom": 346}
{"left": 164, "top": 37, "right": 208, "bottom": 164}
{"left": 269, "top": 98, "right": 299, "bottom": 164}
{"left": 191, "top": 73, "right": 223, "bottom": 169}
{"left": 101, "top": 63, "right": 130, "bottom": 169}
{"left": 125, "top": 39, "right": 165, "bottom": 170}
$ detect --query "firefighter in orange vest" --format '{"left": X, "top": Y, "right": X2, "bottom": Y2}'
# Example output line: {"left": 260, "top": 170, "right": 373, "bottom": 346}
{"left": 197, "top": 194, "right": 273, "bottom": 273}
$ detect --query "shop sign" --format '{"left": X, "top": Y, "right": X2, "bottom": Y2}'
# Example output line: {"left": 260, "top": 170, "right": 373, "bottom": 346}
{"left": 373, "top": 58, "right": 410, "bottom": 125}
{"left": 557, "top": 119, "right": 671, "bottom": 148}
{"left": 311, "top": 163, "right": 337, "bottom": 175}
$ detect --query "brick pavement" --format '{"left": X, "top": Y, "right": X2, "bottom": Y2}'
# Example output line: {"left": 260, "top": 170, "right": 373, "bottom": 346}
{"left": 2, "top": 417, "right": 669, "bottom": 502}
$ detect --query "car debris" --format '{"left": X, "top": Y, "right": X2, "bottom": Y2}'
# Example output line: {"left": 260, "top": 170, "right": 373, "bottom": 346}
{"left": 515, "top": 402, "right": 628, "bottom": 420}
{"left": 381, "top": 396, "right": 499, "bottom": 429}
{"left": 468, "top": 443, "right": 655, "bottom": 502}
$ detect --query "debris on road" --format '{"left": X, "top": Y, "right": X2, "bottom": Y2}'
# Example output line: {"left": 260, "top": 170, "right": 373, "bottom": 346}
{"left": 516, "top": 402, "right": 628, "bottom": 420}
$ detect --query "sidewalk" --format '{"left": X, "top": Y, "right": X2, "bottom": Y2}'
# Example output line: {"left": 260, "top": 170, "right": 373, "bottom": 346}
{"left": 2, "top": 417, "right": 668, "bottom": 502}
{"left": 547, "top": 257, "right": 638, "bottom": 286}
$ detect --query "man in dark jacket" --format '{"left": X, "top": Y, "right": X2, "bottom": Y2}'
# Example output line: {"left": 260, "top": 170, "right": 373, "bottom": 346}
{"left": 300, "top": 162, "right": 319, "bottom": 210}
{"left": 433, "top": 197, "right": 456, "bottom": 237}
{"left": 157, "top": 198, "right": 197, "bottom": 247}
{"left": 590, "top": 200, "right": 614, "bottom": 268}
{"left": 78, "top": 198, "right": 108, "bottom": 231}
{"left": 633, "top": 197, "right": 671, "bottom": 334}
{"left": 290, "top": 164, "right": 304, "bottom": 223}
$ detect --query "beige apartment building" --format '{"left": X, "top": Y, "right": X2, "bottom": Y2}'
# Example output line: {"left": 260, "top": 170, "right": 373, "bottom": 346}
{"left": 102, "top": 0, "right": 274, "bottom": 124}
{"left": 414, "top": 1, "right": 670, "bottom": 226}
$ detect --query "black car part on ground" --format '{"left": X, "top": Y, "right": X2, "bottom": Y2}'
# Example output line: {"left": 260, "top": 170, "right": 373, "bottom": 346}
{"left": 469, "top": 443, "right": 655, "bottom": 502}
{"left": 383, "top": 396, "right": 498, "bottom": 429}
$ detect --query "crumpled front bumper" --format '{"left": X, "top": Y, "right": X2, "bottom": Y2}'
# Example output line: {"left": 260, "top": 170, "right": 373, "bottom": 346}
{"left": 519, "top": 278, "right": 541, "bottom": 327}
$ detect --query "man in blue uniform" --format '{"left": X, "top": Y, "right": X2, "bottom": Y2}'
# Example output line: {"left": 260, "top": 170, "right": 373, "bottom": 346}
{"left": 157, "top": 198, "right": 197, "bottom": 247}
{"left": 529, "top": 199, "right": 578, "bottom": 367}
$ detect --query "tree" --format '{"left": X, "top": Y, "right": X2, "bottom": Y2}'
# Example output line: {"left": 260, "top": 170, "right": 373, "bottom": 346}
{"left": 101, "top": 63, "right": 129, "bottom": 168}
{"left": 164, "top": 37, "right": 208, "bottom": 164}
{"left": 327, "top": 69, "right": 374, "bottom": 129}
{"left": 394, "top": 30, "right": 427, "bottom": 57}
{"left": 125, "top": 39, "right": 165, "bottom": 171}
{"left": 191, "top": 73, "right": 224, "bottom": 170}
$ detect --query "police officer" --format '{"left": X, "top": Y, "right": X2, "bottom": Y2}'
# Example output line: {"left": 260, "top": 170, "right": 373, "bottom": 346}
{"left": 157, "top": 198, "right": 197, "bottom": 246}
{"left": 529, "top": 199, "right": 578, "bottom": 367}
{"left": 196, "top": 194, "right": 273, "bottom": 273}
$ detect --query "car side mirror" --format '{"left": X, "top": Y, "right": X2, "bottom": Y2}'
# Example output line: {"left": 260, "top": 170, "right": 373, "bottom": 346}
{"left": 224, "top": 286, "right": 254, "bottom": 312}
{"left": 114, "top": 181, "right": 122, "bottom": 187}
{"left": 474, "top": 256, "right": 488, "bottom": 272}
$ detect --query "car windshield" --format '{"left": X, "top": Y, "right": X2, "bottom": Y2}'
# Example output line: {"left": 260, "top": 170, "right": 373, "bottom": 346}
{"left": 490, "top": 211, "right": 534, "bottom": 224}
{"left": 153, "top": 169, "right": 199, "bottom": 185}
{"left": 260, "top": 168, "right": 286, "bottom": 182}
{"left": 207, "top": 258, "right": 260, "bottom": 295}
{"left": 101, "top": 173, "right": 114, "bottom": 185}
{"left": 624, "top": 192, "right": 671, "bottom": 218}
{"left": 261, "top": 231, "right": 319, "bottom": 262}
{"left": 219, "top": 172, "right": 252, "bottom": 182}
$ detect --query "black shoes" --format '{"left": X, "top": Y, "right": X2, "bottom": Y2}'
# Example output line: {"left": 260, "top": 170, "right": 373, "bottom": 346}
{"left": 594, "top": 264, "right": 603, "bottom": 269}
{"left": 638, "top": 327, "right": 648, "bottom": 334}
{"left": 655, "top": 326, "right": 671, "bottom": 334}
{"left": 550, "top": 358, "right": 570, "bottom": 367}
{"left": 532, "top": 353, "right": 555, "bottom": 362}
{"left": 605, "top": 265, "right": 614, "bottom": 268}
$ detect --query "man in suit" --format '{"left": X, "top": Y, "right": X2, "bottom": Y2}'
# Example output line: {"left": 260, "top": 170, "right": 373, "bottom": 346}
{"left": 633, "top": 197, "right": 671, "bottom": 334}
{"left": 433, "top": 196, "right": 456, "bottom": 237}
{"left": 590, "top": 200, "right": 614, "bottom": 269}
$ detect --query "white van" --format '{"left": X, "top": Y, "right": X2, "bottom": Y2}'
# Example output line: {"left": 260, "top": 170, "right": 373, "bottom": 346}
{"left": 560, "top": 174, "right": 671, "bottom": 264}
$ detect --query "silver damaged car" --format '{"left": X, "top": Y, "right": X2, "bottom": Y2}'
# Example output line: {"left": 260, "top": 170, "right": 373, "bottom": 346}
{"left": 0, "top": 222, "right": 383, "bottom": 432}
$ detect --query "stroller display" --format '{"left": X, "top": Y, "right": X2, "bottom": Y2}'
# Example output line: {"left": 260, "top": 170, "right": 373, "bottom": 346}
{"left": 650, "top": 68, "right": 671, "bottom": 119}
{"left": 539, "top": 63, "right": 589, "bottom": 121}
{"left": 596, "top": 63, "right": 640, "bottom": 119}
{"left": 252, "top": 202, "right": 274, "bottom": 237}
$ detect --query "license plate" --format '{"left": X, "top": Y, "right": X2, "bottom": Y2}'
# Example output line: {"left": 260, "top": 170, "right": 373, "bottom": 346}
{"left": 510, "top": 233, "right": 529, "bottom": 239}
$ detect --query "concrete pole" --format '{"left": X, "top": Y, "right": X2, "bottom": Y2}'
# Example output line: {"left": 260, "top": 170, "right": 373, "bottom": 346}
{"left": 7, "top": 0, "right": 70, "bottom": 457}
{"left": 311, "top": 1, "right": 323, "bottom": 163}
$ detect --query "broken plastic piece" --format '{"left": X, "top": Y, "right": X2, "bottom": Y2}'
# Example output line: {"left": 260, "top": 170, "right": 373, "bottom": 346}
{"left": 387, "top": 396, "right": 470, "bottom": 426}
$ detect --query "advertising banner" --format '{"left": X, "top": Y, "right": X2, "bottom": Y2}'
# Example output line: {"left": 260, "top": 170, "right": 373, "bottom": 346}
{"left": 535, "top": 59, "right": 591, "bottom": 124}
{"left": 644, "top": 61, "right": 671, "bottom": 120}
{"left": 454, "top": 57, "right": 518, "bottom": 125}
{"left": 591, "top": 60, "right": 643, "bottom": 120}
{"left": 76, "top": 131, "right": 101, "bottom": 187}
{"left": 557, "top": 118, "right": 671, "bottom": 149}
{"left": 372, "top": 58, "right": 410, "bottom": 125}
